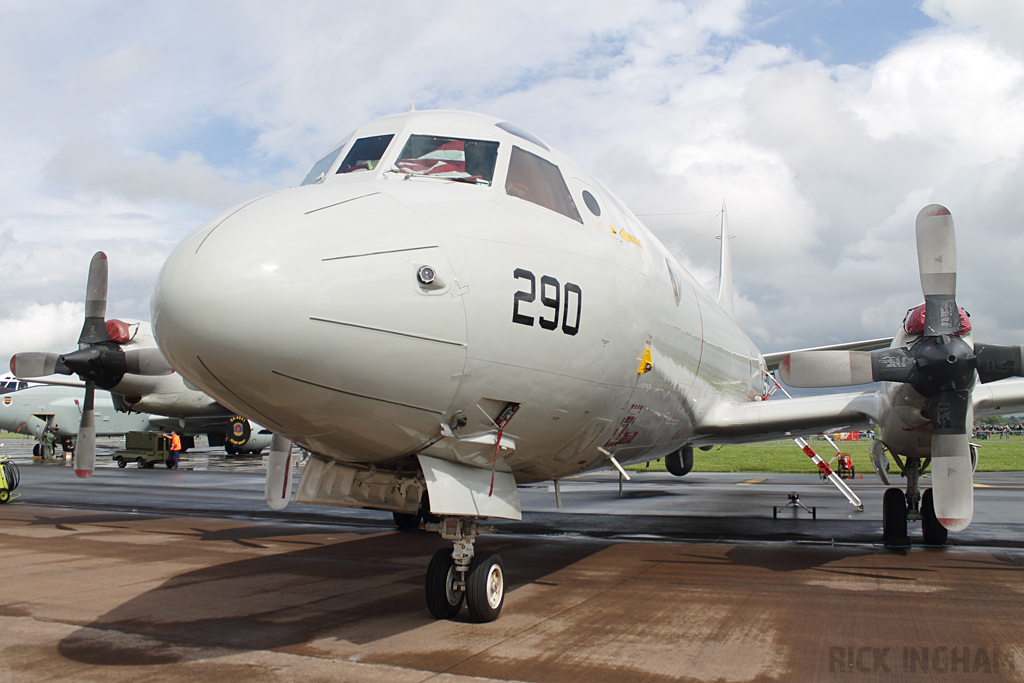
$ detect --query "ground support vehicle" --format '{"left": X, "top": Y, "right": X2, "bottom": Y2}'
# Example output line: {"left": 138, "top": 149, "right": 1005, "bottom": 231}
{"left": 113, "top": 432, "right": 172, "bottom": 469}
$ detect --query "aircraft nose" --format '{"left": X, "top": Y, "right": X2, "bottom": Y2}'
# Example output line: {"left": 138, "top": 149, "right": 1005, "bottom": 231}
{"left": 153, "top": 185, "right": 468, "bottom": 458}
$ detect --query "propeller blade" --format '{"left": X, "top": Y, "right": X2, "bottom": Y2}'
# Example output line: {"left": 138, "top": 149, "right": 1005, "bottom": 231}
{"left": 975, "top": 343, "right": 1024, "bottom": 383}
{"left": 780, "top": 347, "right": 916, "bottom": 387}
{"left": 915, "top": 205, "right": 960, "bottom": 336}
{"left": 74, "top": 381, "right": 97, "bottom": 478}
{"left": 79, "top": 252, "right": 111, "bottom": 346}
{"left": 265, "top": 434, "right": 294, "bottom": 511}
{"left": 779, "top": 350, "right": 874, "bottom": 387}
{"left": 929, "top": 434, "right": 974, "bottom": 531}
{"left": 926, "top": 389, "right": 970, "bottom": 434}
{"left": 123, "top": 348, "right": 174, "bottom": 375}
{"left": 10, "top": 352, "right": 72, "bottom": 377}
{"left": 925, "top": 388, "right": 973, "bottom": 531}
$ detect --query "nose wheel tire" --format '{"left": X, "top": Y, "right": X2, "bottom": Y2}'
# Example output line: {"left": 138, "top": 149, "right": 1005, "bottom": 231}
{"left": 921, "top": 488, "right": 948, "bottom": 546}
{"left": 882, "top": 487, "right": 908, "bottom": 545}
{"left": 465, "top": 550, "right": 505, "bottom": 623}
{"left": 425, "top": 548, "right": 464, "bottom": 619}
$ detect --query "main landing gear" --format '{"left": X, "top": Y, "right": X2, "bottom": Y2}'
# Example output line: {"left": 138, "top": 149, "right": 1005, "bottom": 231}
{"left": 881, "top": 454, "right": 948, "bottom": 547}
{"left": 424, "top": 517, "right": 505, "bottom": 622}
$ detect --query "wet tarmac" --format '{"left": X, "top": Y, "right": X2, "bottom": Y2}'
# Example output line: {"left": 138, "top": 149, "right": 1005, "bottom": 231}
{"left": 2, "top": 438, "right": 1024, "bottom": 681}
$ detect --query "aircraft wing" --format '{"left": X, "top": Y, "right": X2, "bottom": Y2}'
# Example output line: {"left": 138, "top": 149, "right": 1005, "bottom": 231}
{"left": 762, "top": 338, "right": 893, "bottom": 372}
{"left": 693, "top": 390, "right": 882, "bottom": 446}
{"left": 12, "top": 373, "right": 85, "bottom": 389}
{"left": 973, "top": 378, "right": 1024, "bottom": 417}
{"left": 148, "top": 414, "right": 236, "bottom": 435}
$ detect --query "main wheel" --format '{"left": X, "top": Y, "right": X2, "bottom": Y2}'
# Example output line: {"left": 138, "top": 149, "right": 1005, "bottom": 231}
{"left": 921, "top": 488, "right": 948, "bottom": 546}
{"left": 117, "top": 457, "right": 126, "bottom": 468}
{"left": 425, "top": 548, "right": 464, "bottom": 619}
{"left": 882, "top": 487, "right": 908, "bottom": 544}
{"left": 665, "top": 446, "right": 694, "bottom": 476}
{"left": 465, "top": 550, "right": 505, "bottom": 623}
{"left": 32, "top": 444, "right": 40, "bottom": 458}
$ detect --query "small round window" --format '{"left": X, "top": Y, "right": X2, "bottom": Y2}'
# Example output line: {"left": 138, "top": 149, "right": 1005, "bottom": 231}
{"left": 582, "top": 190, "right": 601, "bottom": 216}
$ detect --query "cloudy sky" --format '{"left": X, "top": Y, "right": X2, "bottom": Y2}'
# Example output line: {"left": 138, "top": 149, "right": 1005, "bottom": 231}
{"left": 1, "top": 0, "right": 1022, "bottom": 368}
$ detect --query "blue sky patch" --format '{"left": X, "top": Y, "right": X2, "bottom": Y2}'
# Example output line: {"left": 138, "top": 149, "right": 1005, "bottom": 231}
{"left": 746, "top": 0, "right": 938, "bottom": 66}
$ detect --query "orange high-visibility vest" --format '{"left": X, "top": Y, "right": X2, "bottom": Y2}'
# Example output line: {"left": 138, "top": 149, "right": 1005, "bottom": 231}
{"left": 170, "top": 434, "right": 182, "bottom": 451}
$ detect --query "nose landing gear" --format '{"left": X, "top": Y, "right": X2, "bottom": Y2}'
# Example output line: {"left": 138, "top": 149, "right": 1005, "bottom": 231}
{"left": 424, "top": 516, "right": 505, "bottom": 622}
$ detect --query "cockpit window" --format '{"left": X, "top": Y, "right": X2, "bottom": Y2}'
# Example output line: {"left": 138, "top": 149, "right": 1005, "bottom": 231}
{"left": 336, "top": 134, "right": 394, "bottom": 174}
{"left": 505, "top": 147, "right": 582, "bottom": 223}
{"left": 301, "top": 139, "right": 349, "bottom": 186}
{"left": 394, "top": 135, "right": 498, "bottom": 184}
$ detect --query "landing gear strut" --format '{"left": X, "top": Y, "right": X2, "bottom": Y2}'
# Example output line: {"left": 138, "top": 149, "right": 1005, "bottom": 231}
{"left": 424, "top": 516, "right": 505, "bottom": 622}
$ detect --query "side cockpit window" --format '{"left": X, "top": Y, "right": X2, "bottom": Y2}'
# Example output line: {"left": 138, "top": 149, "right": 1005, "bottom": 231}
{"left": 336, "top": 134, "right": 395, "bottom": 174}
{"left": 301, "top": 139, "right": 348, "bottom": 186}
{"left": 394, "top": 135, "right": 498, "bottom": 184}
{"left": 505, "top": 147, "right": 582, "bottom": 223}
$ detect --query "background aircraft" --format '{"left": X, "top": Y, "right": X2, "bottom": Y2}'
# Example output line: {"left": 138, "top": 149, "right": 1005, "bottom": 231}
{"left": 0, "top": 384, "right": 151, "bottom": 457}
{"left": 1, "top": 374, "right": 35, "bottom": 395}
{"left": 117, "top": 109, "right": 1024, "bottom": 621}
{"left": 9, "top": 253, "right": 273, "bottom": 467}
{"left": 0, "top": 383, "right": 271, "bottom": 458}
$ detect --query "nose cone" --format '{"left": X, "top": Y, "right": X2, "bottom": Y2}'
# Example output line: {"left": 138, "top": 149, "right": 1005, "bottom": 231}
{"left": 153, "top": 184, "right": 467, "bottom": 461}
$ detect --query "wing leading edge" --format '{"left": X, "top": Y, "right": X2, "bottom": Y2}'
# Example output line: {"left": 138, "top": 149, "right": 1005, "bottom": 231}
{"left": 695, "top": 377, "right": 1024, "bottom": 447}
{"left": 693, "top": 390, "right": 882, "bottom": 446}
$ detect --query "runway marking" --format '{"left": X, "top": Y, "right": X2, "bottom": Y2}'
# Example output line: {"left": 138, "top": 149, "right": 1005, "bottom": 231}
{"left": 737, "top": 478, "right": 766, "bottom": 486}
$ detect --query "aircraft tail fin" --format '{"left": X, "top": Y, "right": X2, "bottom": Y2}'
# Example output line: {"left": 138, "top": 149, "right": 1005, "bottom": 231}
{"left": 716, "top": 199, "right": 734, "bottom": 317}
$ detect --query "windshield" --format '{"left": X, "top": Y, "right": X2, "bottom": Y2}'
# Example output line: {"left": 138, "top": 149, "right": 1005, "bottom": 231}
{"left": 394, "top": 135, "right": 499, "bottom": 184}
{"left": 336, "top": 134, "right": 395, "bottom": 174}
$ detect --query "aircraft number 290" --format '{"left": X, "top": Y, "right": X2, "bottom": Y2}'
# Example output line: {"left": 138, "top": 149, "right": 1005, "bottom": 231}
{"left": 512, "top": 268, "right": 581, "bottom": 335}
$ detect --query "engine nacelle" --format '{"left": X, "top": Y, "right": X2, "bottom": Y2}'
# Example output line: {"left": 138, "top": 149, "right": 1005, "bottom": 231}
{"left": 221, "top": 416, "right": 273, "bottom": 454}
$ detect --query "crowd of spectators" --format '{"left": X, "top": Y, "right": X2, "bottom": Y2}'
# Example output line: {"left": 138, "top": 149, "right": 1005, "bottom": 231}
{"left": 974, "top": 423, "right": 1024, "bottom": 440}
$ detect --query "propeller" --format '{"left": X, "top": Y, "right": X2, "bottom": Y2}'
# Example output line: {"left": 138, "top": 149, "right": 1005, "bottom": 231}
{"left": 10, "top": 252, "right": 173, "bottom": 478}
{"left": 780, "top": 205, "right": 1024, "bottom": 532}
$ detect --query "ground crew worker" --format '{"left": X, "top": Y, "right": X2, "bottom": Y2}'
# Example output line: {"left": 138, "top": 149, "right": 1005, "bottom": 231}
{"left": 42, "top": 427, "right": 57, "bottom": 459}
{"left": 169, "top": 431, "right": 182, "bottom": 469}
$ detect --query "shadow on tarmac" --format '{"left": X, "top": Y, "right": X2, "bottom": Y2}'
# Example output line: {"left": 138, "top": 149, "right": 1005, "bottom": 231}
{"left": 55, "top": 527, "right": 606, "bottom": 667}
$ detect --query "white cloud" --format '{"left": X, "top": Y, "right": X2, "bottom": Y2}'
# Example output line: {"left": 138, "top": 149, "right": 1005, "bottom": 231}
{"left": 1, "top": 0, "right": 1023, "bottom": 360}
{"left": 0, "top": 302, "right": 84, "bottom": 365}
{"left": 44, "top": 139, "right": 273, "bottom": 209}
{"left": 922, "top": 0, "right": 1024, "bottom": 56}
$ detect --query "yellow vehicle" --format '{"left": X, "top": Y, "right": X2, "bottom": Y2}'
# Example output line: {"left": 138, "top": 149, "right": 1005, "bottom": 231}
{"left": 0, "top": 455, "right": 20, "bottom": 503}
